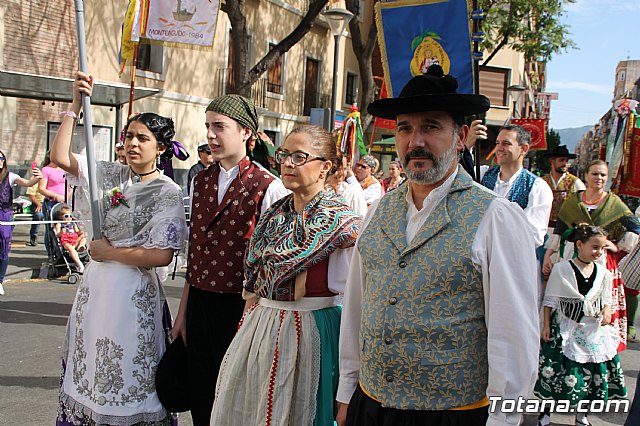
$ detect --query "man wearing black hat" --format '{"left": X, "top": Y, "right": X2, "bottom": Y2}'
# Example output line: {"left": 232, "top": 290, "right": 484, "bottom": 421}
{"left": 186, "top": 143, "right": 214, "bottom": 194}
{"left": 541, "top": 145, "right": 585, "bottom": 236}
{"left": 171, "top": 95, "right": 287, "bottom": 425}
{"left": 337, "top": 65, "right": 539, "bottom": 426}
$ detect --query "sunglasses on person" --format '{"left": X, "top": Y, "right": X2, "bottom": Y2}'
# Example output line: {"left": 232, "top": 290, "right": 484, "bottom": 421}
{"left": 355, "top": 163, "right": 370, "bottom": 169}
{"left": 62, "top": 214, "right": 73, "bottom": 219}
{"left": 0, "top": 156, "right": 5, "bottom": 161}
{"left": 275, "top": 150, "right": 325, "bottom": 166}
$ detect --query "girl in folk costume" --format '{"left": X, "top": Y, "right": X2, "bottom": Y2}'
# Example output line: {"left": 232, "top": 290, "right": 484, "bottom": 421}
{"left": 53, "top": 72, "right": 187, "bottom": 425}
{"left": 535, "top": 224, "right": 626, "bottom": 426}
{"left": 543, "top": 160, "right": 640, "bottom": 350}
{"left": 210, "top": 125, "right": 361, "bottom": 426}
{"left": 0, "top": 150, "right": 41, "bottom": 295}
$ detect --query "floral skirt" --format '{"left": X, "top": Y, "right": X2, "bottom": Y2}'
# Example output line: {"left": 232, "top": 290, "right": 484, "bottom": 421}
{"left": 607, "top": 251, "right": 628, "bottom": 351}
{"left": 534, "top": 312, "right": 627, "bottom": 405}
{"left": 57, "top": 261, "right": 171, "bottom": 425}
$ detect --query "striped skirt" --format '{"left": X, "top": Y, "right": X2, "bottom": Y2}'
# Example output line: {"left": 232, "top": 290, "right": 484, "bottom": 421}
{"left": 211, "top": 296, "right": 341, "bottom": 426}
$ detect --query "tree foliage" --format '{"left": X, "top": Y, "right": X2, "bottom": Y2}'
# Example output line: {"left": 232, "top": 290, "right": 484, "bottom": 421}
{"left": 533, "top": 128, "right": 561, "bottom": 174}
{"left": 478, "top": 0, "right": 576, "bottom": 66}
{"left": 345, "top": 0, "right": 377, "bottom": 126}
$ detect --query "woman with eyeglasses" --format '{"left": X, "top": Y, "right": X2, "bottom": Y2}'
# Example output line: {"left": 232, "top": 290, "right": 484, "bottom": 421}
{"left": 210, "top": 125, "right": 361, "bottom": 426}
{"left": 544, "top": 160, "right": 640, "bottom": 351}
{"left": 0, "top": 150, "right": 41, "bottom": 295}
{"left": 52, "top": 71, "right": 187, "bottom": 425}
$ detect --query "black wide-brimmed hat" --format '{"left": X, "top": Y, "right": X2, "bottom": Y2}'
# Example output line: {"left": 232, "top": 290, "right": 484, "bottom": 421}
{"left": 543, "top": 145, "right": 576, "bottom": 159}
{"left": 368, "top": 65, "right": 491, "bottom": 120}
{"left": 155, "top": 336, "right": 189, "bottom": 412}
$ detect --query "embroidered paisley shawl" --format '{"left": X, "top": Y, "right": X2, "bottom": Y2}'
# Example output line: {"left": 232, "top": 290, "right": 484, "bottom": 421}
{"left": 244, "top": 189, "right": 360, "bottom": 301}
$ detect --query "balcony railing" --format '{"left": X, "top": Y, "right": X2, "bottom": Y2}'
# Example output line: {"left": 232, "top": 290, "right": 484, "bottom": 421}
{"left": 214, "top": 69, "right": 330, "bottom": 116}
{"left": 214, "top": 68, "right": 267, "bottom": 108}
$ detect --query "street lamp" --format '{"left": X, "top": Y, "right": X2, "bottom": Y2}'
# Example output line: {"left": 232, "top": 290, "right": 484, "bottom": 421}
{"left": 507, "top": 84, "right": 525, "bottom": 118}
{"left": 322, "top": 7, "right": 354, "bottom": 130}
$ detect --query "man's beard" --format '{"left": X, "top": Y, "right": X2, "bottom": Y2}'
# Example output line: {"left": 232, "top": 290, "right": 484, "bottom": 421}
{"left": 555, "top": 165, "right": 567, "bottom": 174}
{"left": 401, "top": 137, "right": 458, "bottom": 185}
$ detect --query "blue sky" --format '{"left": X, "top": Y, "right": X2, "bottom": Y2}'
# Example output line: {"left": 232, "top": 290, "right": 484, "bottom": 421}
{"left": 546, "top": 0, "right": 640, "bottom": 130}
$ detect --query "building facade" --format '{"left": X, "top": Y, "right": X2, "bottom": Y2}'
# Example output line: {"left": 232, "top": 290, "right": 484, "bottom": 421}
{"left": 615, "top": 60, "right": 640, "bottom": 100}
{"left": 0, "top": 0, "right": 362, "bottom": 187}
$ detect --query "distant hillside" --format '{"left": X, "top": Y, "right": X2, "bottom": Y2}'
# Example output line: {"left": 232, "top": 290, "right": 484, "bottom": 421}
{"left": 553, "top": 125, "right": 592, "bottom": 152}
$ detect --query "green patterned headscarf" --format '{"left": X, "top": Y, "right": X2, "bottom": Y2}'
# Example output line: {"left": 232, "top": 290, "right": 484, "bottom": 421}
{"left": 206, "top": 94, "right": 258, "bottom": 134}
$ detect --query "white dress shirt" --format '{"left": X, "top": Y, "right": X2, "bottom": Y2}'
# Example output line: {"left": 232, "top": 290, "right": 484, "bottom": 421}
{"left": 547, "top": 173, "right": 586, "bottom": 192}
{"left": 356, "top": 176, "right": 383, "bottom": 206}
{"left": 342, "top": 176, "right": 371, "bottom": 217}
{"left": 338, "top": 169, "right": 540, "bottom": 426}
{"left": 189, "top": 161, "right": 289, "bottom": 216}
{"left": 480, "top": 166, "right": 553, "bottom": 247}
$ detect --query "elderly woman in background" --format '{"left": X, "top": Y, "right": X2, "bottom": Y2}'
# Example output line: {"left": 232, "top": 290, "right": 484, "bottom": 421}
{"left": 382, "top": 160, "right": 406, "bottom": 192}
{"left": 210, "top": 125, "right": 361, "bottom": 426}
{"left": 355, "top": 154, "right": 383, "bottom": 206}
{"left": 544, "top": 160, "right": 640, "bottom": 350}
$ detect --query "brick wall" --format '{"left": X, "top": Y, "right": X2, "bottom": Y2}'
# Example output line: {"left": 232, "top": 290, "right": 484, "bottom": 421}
{"left": 1, "top": 0, "right": 77, "bottom": 166}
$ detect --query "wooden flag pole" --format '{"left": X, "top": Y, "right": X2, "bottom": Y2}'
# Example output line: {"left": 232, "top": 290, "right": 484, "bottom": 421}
{"left": 128, "top": 43, "right": 139, "bottom": 117}
{"left": 472, "top": 0, "right": 482, "bottom": 182}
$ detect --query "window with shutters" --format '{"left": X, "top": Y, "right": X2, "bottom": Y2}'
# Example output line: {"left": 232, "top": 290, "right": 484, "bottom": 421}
{"left": 267, "top": 43, "right": 284, "bottom": 95}
{"left": 136, "top": 42, "right": 165, "bottom": 80}
{"left": 479, "top": 66, "right": 509, "bottom": 107}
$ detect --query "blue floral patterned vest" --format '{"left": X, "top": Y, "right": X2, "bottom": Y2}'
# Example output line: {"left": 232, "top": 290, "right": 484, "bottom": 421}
{"left": 481, "top": 166, "right": 537, "bottom": 210}
{"left": 357, "top": 171, "right": 495, "bottom": 410}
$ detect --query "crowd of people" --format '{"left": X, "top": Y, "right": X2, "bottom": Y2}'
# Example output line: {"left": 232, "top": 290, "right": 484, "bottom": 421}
{"left": 1, "top": 63, "right": 639, "bottom": 426}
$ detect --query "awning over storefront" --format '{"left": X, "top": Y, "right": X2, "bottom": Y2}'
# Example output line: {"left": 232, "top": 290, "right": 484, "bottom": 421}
{"left": 371, "top": 136, "right": 397, "bottom": 155}
{"left": 0, "top": 70, "right": 159, "bottom": 107}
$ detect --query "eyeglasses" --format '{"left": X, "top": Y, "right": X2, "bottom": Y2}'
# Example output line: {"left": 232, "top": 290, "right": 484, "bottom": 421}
{"left": 62, "top": 214, "right": 73, "bottom": 219}
{"left": 275, "top": 150, "right": 325, "bottom": 166}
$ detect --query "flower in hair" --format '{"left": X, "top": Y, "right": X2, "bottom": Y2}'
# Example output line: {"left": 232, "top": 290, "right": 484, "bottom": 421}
{"left": 110, "top": 187, "right": 129, "bottom": 208}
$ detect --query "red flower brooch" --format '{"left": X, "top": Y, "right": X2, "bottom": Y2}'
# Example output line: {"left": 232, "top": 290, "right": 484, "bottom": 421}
{"left": 110, "top": 187, "right": 129, "bottom": 208}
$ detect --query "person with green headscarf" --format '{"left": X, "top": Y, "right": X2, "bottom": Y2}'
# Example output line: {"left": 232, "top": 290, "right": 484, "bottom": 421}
{"left": 171, "top": 94, "right": 288, "bottom": 425}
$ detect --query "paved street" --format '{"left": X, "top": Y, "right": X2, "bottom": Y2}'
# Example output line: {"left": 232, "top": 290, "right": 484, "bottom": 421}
{"left": 0, "top": 225, "right": 637, "bottom": 425}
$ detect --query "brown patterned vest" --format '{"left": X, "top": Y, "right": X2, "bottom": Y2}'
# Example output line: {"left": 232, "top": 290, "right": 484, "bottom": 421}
{"left": 543, "top": 173, "right": 578, "bottom": 227}
{"left": 187, "top": 157, "right": 275, "bottom": 293}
